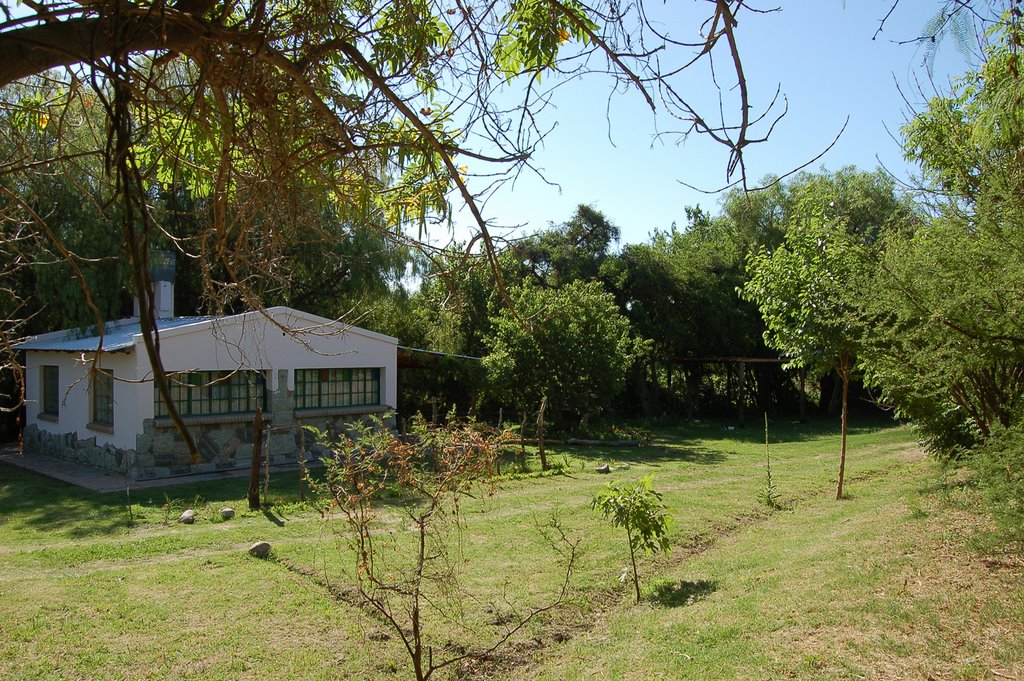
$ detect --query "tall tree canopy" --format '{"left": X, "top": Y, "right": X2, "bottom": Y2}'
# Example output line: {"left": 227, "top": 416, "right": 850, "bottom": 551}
{"left": 0, "top": 0, "right": 793, "bottom": 442}
{"left": 859, "top": 18, "right": 1024, "bottom": 456}
{"left": 514, "top": 204, "right": 620, "bottom": 289}
{"left": 483, "top": 280, "right": 644, "bottom": 428}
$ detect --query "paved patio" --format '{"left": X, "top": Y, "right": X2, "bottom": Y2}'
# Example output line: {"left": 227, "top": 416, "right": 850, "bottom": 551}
{"left": 0, "top": 444, "right": 311, "bottom": 493}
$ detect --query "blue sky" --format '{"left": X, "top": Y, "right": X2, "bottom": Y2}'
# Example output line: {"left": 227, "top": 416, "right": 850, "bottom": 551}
{"left": 448, "top": 0, "right": 977, "bottom": 246}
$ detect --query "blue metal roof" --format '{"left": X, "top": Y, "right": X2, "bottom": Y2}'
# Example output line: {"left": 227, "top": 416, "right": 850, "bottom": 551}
{"left": 16, "top": 317, "right": 213, "bottom": 353}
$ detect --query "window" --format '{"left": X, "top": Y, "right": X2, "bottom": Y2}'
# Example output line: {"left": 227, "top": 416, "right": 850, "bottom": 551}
{"left": 155, "top": 370, "right": 267, "bottom": 417}
{"left": 91, "top": 370, "right": 114, "bottom": 427}
{"left": 41, "top": 365, "right": 59, "bottom": 418}
{"left": 295, "top": 368, "right": 381, "bottom": 410}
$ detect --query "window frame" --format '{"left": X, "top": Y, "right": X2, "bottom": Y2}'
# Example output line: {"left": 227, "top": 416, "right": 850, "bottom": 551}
{"left": 294, "top": 367, "right": 381, "bottom": 411}
{"left": 90, "top": 369, "right": 114, "bottom": 429}
{"left": 155, "top": 370, "right": 267, "bottom": 418}
{"left": 40, "top": 365, "right": 59, "bottom": 419}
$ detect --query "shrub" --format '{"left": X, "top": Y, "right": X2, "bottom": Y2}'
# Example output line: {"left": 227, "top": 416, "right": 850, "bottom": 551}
{"left": 971, "top": 422, "right": 1024, "bottom": 545}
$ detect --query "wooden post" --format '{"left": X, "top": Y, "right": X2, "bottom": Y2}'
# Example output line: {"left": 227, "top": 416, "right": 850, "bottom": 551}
{"left": 247, "top": 407, "right": 263, "bottom": 510}
{"left": 726, "top": 362, "right": 733, "bottom": 409}
{"left": 298, "top": 422, "right": 306, "bottom": 502}
{"left": 519, "top": 413, "right": 528, "bottom": 472}
{"left": 262, "top": 422, "right": 271, "bottom": 504}
{"left": 536, "top": 395, "right": 549, "bottom": 471}
{"left": 737, "top": 360, "right": 746, "bottom": 427}
{"left": 495, "top": 407, "right": 504, "bottom": 476}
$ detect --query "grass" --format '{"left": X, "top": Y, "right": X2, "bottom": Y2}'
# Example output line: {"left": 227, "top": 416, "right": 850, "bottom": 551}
{"left": 1, "top": 417, "right": 1021, "bottom": 680}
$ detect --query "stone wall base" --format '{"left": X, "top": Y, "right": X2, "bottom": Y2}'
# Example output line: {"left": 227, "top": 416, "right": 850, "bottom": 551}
{"left": 23, "top": 425, "right": 132, "bottom": 475}
{"left": 24, "top": 410, "right": 395, "bottom": 480}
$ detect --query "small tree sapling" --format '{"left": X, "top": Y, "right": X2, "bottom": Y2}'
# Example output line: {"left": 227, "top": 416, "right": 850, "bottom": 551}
{"left": 591, "top": 474, "right": 672, "bottom": 603}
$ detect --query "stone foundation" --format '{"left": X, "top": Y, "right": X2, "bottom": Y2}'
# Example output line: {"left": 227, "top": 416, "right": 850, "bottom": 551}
{"left": 23, "top": 381, "right": 394, "bottom": 479}
{"left": 23, "top": 425, "right": 132, "bottom": 475}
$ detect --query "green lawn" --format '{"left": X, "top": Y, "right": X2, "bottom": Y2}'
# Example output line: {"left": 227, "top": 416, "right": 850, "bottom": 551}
{"left": 1, "top": 418, "right": 1021, "bottom": 680}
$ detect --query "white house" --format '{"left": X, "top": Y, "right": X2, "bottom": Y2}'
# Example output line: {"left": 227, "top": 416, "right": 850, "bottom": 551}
{"left": 18, "top": 305, "right": 398, "bottom": 479}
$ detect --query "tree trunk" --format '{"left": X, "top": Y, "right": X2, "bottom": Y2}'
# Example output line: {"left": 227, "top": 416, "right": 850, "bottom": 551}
{"left": 798, "top": 367, "right": 807, "bottom": 423}
{"left": 726, "top": 361, "right": 733, "bottom": 410}
{"left": 110, "top": 73, "right": 201, "bottom": 466}
{"left": 836, "top": 356, "right": 850, "bottom": 500}
{"left": 248, "top": 407, "right": 263, "bottom": 510}
{"left": 537, "top": 395, "right": 548, "bottom": 471}
{"left": 626, "top": 524, "right": 641, "bottom": 604}
{"left": 827, "top": 374, "right": 842, "bottom": 416}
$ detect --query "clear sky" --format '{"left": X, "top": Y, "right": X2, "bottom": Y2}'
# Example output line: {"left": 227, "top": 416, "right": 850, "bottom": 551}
{"left": 447, "top": 0, "right": 977, "bottom": 246}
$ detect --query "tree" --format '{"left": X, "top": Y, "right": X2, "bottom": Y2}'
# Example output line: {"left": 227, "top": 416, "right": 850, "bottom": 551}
{"left": 1, "top": 1, "right": 990, "bottom": 450}
{"left": 858, "top": 18, "right": 1024, "bottom": 457}
{"left": 591, "top": 474, "right": 672, "bottom": 604}
{"left": 514, "top": 204, "right": 620, "bottom": 289}
{"left": 483, "top": 280, "right": 644, "bottom": 453}
{"left": 741, "top": 211, "right": 866, "bottom": 499}
{"left": 309, "top": 416, "right": 578, "bottom": 681}
{"left": 0, "top": 0, "right": 785, "bottom": 360}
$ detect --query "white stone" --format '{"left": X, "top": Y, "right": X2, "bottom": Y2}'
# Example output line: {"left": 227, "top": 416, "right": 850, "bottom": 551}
{"left": 249, "top": 541, "right": 271, "bottom": 558}
{"left": 179, "top": 509, "right": 196, "bottom": 524}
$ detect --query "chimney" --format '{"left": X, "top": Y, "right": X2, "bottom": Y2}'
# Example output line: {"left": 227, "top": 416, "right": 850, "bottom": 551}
{"left": 133, "top": 250, "right": 176, "bottom": 319}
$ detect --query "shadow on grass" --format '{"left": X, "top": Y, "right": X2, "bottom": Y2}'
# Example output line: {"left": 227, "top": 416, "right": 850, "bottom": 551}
{"left": 262, "top": 508, "right": 287, "bottom": 526}
{"left": 538, "top": 416, "right": 904, "bottom": 469}
{"left": 0, "top": 464, "right": 136, "bottom": 538}
{"left": 0, "top": 462, "right": 314, "bottom": 538}
{"left": 563, "top": 445, "right": 727, "bottom": 467}
{"left": 651, "top": 415, "right": 902, "bottom": 447}
{"left": 647, "top": 578, "right": 718, "bottom": 607}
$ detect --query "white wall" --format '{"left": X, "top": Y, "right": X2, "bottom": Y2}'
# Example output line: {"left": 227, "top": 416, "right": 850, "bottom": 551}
{"left": 24, "top": 350, "right": 139, "bottom": 450}
{"left": 135, "top": 308, "right": 398, "bottom": 421}
{"left": 25, "top": 308, "right": 399, "bottom": 448}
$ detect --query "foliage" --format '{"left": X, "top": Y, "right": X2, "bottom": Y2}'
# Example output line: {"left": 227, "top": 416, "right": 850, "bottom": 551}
{"left": 741, "top": 211, "right": 864, "bottom": 377}
{"left": 514, "top": 204, "right": 620, "bottom": 289}
{"left": 410, "top": 246, "right": 526, "bottom": 358}
{"left": 861, "top": 20, "right": 1024, "bottom": 458}
{"left": 902, "top": 18, "right": 1024, "bottom": 209}
{"left": 607, "top": 222, "right": 761, "bottom": 363}
{"left": 0, "top": 85, "right": 130, "bottom": 333}
{"left": 591, "top": 473, "right": 672, "bottom": 603}
{"left": 857, "top": 216, "right": 1024, "bottom": 457}
{"left": 398, "top": 353, "right": 487, "bottom": 425}
{"left": 718, "top": 166, "right": 916, "bottom": 252}
{"left": 483, "top": 280, "right": 646, "bottom": 427}
{"left": 741, "top": 208, "right": 869, "bottom": 498}
{"left": 0, "top": 1, "right": 806, "bottom": 447}
{"left": 599, "top": 168, "right": 911, "bottom": 419}
{"left": 971, "top": 421, "right": 1024, "bottom": 545}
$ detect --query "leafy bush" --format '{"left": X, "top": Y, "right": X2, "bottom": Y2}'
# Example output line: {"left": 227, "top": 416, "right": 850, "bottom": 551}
{"left": 971, "top": 422, "right": 1024, "bottom": 544}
